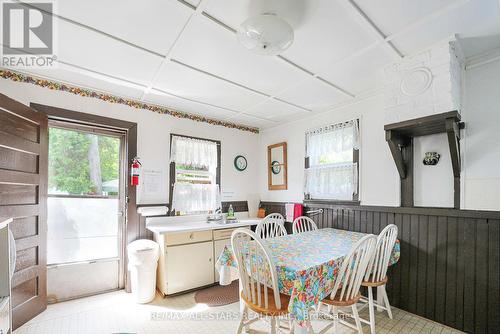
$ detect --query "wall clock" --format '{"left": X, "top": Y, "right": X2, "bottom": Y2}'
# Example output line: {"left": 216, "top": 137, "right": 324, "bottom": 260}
{"left": 234, "top": 155, "right": 248, "bottom": 171}
{"left": 271, "top": 161, "right": 281, "bottom": 174}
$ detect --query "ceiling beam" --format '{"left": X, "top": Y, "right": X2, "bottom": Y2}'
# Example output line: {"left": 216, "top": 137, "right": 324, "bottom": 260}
{"left": 149, "top": 88, "right": 277, "bottom": 124}
{"left": 6, "top": 57, "right": 278, "bottom": 124}
{"left": 140, "top": 0, "right": 209, "bottom": 99}
{"left": 338, "top": 0, "right": 404, "bottom": 59}
{"left": 195, "top": 8, "right": 357, "bottom": 100}
{"left": 385, "top": 0, "right": 471, "bottom": 43}
{"left": 13, "top": 0, "right": 164, "bottom": 58}
{"left": 465, "top": 46, "right": 500, "bottom": 70}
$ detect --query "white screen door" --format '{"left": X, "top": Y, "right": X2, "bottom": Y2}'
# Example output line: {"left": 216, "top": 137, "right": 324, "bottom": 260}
{"left": 46, "top": 122, "right": 126, "bottom": 302}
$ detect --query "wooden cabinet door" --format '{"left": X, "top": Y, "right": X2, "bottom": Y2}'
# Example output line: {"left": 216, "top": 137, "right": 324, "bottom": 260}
{"left": 166, "top": 241, "right": 214, "bottom": 294}
{"left": 0, "top": 93, "right": 48, "bottom": 329}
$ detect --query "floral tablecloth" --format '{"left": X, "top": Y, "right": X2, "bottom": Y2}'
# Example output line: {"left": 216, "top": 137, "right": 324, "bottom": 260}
{"left": 216, "top": 228, "right": 400, "bottom": 327}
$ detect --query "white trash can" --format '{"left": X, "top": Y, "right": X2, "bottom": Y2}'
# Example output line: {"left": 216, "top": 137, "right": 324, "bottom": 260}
{"left": 127, "top": 239, "right": 160, "bottom": 304}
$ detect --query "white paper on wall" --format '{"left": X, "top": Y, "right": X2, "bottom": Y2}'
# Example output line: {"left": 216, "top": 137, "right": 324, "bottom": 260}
{"left": 140, "top": 169, "right": 164, "bottom": 201}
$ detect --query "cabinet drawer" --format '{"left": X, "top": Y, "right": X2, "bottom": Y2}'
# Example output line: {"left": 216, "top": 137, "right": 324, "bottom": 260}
{"left": 165, "top": 230, "right": 212, "bottom": 246}
{"left": 213, "top": 226, "right": 249, "bottom": 240}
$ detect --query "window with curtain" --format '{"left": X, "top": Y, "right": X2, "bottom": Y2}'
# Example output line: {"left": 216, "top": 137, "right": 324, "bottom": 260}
{"left": 304, "top": 119, "right": 360, "bottom": 201}
{"left": 169, "top": 135, "right": 221, "bottom": 215}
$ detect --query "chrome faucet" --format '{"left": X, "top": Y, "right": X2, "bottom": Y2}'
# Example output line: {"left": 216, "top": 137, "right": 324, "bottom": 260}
{"left": 207, "top": 208, "right": 223, "bottom": 222}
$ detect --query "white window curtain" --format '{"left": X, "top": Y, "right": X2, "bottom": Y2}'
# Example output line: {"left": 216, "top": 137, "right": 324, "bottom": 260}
{"left": 170, "top": 135, "right": 218, "bottom": 171}
{"left": 170, "top": 136, "right": 219, "bottom": 213}
{"left": 171, "top": 183, "right": 221, "bottom": 213}
{"left": 304, "top": 120, "right": 359, "bottom": 200}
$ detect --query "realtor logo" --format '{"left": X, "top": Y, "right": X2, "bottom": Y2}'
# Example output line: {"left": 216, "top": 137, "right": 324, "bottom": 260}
{"left": 2, "top": 1, "right": 56, "bottom": 67}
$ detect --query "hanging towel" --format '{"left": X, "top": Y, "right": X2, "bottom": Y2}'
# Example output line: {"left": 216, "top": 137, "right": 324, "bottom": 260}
{"left": 293, "top": 203, "right": 303, "bottom": 221}
{"left": 285, "top": 203, "right": 294, "bottom": 222}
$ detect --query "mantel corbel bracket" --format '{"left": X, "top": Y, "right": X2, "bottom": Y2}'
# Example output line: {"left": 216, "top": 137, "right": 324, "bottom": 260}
{"left": 446, "top": 117, "right": 461, "bottom": 178}
{"left": 385, "top": 130, "right": 410, "bottom": 179}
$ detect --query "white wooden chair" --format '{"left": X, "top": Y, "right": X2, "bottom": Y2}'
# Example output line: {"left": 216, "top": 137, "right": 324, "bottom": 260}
{"left": 231, "top": 228, "right": 293, "bottom": 334}
{"left": 317, "top": 234, "right": 377, "bottom": 334}
{"left": 292, "top": 216, "right": 318, "bottom": 234}
{"left": 360, "top": 224, "right": 399, "bottom": 334}
{"left": 256, "top": 213, "right": 287, "bottom": 239}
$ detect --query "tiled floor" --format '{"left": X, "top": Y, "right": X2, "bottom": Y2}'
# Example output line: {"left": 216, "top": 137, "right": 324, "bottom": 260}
{"left": 14, "top": 290, "right": 463, "bottom": 334}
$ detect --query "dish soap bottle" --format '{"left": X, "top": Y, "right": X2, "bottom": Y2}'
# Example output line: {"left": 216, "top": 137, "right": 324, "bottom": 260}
{"left": 227, "top": 204, "right": 235, "bottom": 220}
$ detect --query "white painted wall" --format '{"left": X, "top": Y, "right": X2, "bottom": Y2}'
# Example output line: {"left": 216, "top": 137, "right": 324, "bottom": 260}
{"left": 413, "top": 134, "right": 454, "bottom": 207}
{"left": 258, "top": 95, "right": 401, "bottom": 206}
{"left": 259, "top": 54, "right": 500, "bottom": 211}
{"left": 462, "top": 57, "right": 500, "bottom": 211}
{"left": 0, "top": 79, "right": 260, "bottom": 205}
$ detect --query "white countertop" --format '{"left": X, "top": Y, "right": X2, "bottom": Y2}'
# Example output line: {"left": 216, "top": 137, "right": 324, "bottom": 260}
{"left": 146, "top": 215, "right": 262, "bottom": 234}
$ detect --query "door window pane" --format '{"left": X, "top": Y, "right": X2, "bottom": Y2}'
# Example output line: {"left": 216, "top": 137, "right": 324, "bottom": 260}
{"left": 47, "top": 197, "right": 119, "bottom": 264}
{"left": 48, "top": 127, "right": 120, "bottom": 196}
{"left": 47, "top": 127, "right": 121, "bottom": 264}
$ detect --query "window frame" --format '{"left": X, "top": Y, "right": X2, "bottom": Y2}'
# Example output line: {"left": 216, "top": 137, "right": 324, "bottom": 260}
{"left": 304, "top": 119, "right": 360, "bottom": 205}
{"left": 168, "top": 133, "right": 221, "bottom": 215}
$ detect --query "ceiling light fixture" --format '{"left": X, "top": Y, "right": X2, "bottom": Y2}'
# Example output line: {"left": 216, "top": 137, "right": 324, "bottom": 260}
{"left": 237, "top": 13, "right": 294, "bottom": 56}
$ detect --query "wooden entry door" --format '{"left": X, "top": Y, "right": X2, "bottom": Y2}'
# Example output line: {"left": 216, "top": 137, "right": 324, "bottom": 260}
{"left": 0, "top": 93, "right": 48, "bottom": 329}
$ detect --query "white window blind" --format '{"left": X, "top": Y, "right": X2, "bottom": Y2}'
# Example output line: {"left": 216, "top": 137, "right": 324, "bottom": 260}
{"left": 304, "top": 120, "right": 359, "bottom": 200}
{"left": 170, "top": 136, "right": 220, "bottom": 213}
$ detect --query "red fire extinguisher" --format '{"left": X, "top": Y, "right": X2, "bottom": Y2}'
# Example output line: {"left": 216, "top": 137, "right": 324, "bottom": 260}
{"left": 130, "top": 157, "right": 141, "bottom": 186}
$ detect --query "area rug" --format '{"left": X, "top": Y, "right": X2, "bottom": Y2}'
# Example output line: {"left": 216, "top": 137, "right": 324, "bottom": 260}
{"left": 194, "top": 280, "right": 239, "bottom": 307}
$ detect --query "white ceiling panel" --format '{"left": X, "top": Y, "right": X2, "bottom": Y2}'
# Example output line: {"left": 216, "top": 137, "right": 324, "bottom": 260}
{"left": 56, "top": 19, "right": 163, "bottom": 85}
{"left": 153, "top": 61, "right": 266, "bottom": 111}
{"left": 171, "top": 15, "right": 309, "bottom": 95}
{"left": 227, "top": 114, "right": 277, "bottom": 129}
{"left": 144, "top": 89, "right": 240, "bottom": 120}
{"left": 203, "top": 0, "right": 320, "bottom": 29}
{"left": 22, "top": 64, "right": 145, "bottom": 99}
{"left": 276, "top": 76, "right": 353, "bottom": 111}
{"left": 281, "top": 0, "right": 378, "bottom": 74}
{"left": 353, "top": 0, "right": 459, "bottom": 37}
{"left": 244, "top": 98, "right": 305, "bottom": 121}
{"left": 49, "top": 0, "right": 192, "bottom": 55}
{"left": 205, "top": 0, "right": 377, "bottom": 74}
{"left": 321, "top": 44, "right": 395, "bottom": 96}
{"left": 391, "top": 0, "right": 500, "bottom": 55}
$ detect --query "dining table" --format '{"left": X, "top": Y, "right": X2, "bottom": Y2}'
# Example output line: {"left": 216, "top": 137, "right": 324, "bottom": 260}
{"left": 216, "top": 227, "right": 400, "bottom": 333}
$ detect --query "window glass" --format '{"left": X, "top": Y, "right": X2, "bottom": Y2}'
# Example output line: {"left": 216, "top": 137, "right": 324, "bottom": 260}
{"left": 170, "top": 135, "right": 220, "bottom": 215}
{"left": 305, "top": 120, "right": 359, "bottom": 200}
{"left": 48, "top": 127, "right": 120, "bottom": 197}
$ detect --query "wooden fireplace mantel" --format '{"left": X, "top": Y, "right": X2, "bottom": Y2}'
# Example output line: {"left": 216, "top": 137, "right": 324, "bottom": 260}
{"left": 384, "top": 111, "right": 465, "bottom": 209}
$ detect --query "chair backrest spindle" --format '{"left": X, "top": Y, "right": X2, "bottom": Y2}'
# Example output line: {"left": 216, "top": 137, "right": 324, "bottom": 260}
{"left": 256, "top": 213, "right": 287, "bottom": 239}
{"left": 330, "top": 234, "right": 377, "bottom": 302}
{"left": 365, "top": 224, "right": 398, "bottom": 282}
{"left": 292, "top": 216, "right": 318, "bottom": 234}
{"left": 231, "top": 228, "right": 281, "bottom": 310}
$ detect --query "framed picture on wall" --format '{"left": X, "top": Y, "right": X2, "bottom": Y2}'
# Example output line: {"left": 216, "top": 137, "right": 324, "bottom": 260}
{"left": 267, "top": 142, "right": 287, "bottom": 190}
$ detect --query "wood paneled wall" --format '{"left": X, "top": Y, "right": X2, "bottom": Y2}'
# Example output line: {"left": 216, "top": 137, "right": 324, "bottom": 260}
{"left": 260, "top": 201, "right": 500, "bottom": 334}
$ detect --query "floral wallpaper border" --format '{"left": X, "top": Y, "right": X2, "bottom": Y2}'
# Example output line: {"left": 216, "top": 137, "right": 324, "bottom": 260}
{"left": 0, "top": 69, "right": 260, "bottom": 134}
